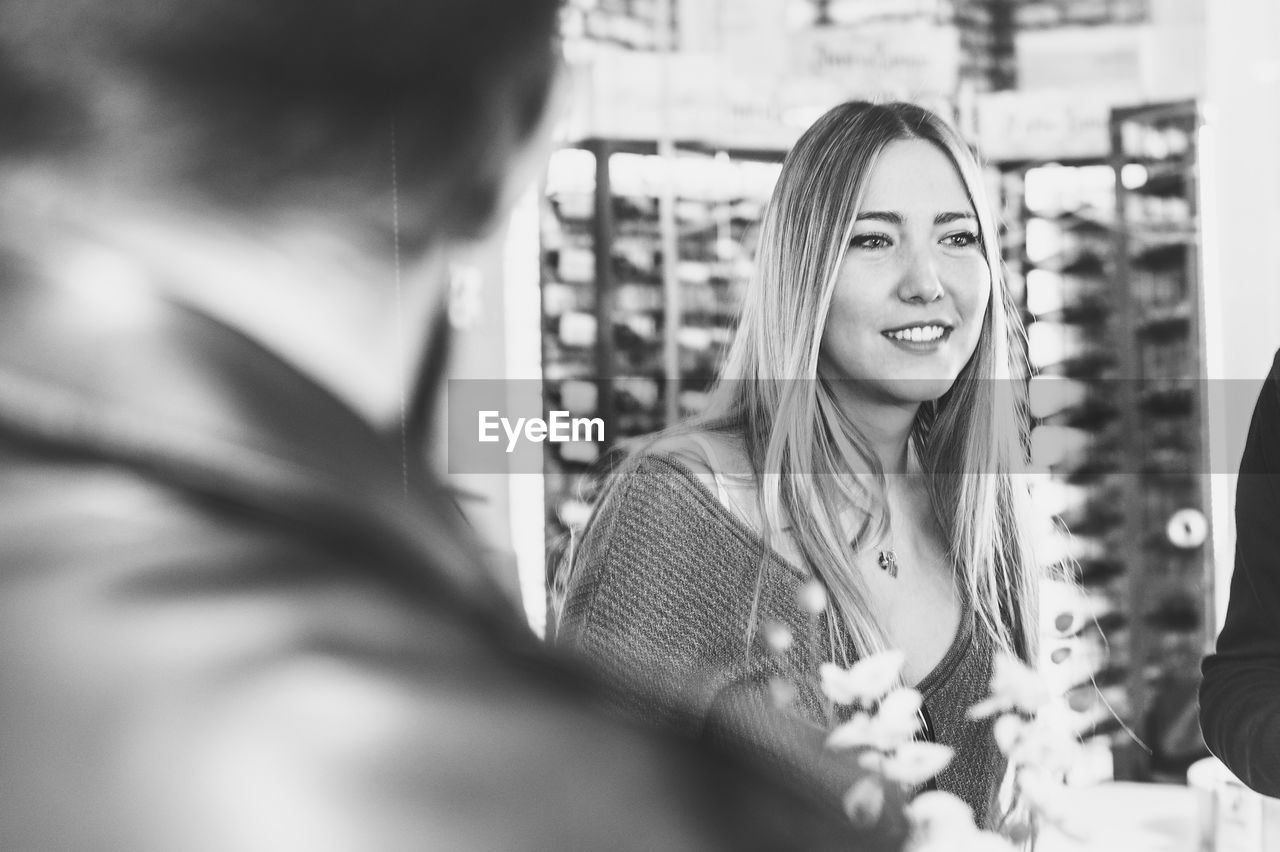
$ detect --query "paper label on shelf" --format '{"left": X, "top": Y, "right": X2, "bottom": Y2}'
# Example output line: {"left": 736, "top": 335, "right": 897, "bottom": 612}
{"left": 787, "top": 22, "right": 961, "bottom": 101}
{"left": 975, "top": 87, "right": 1139, "bottom": 162}
{"left": 825, "top": 0, "right": 944, "bottom": 26}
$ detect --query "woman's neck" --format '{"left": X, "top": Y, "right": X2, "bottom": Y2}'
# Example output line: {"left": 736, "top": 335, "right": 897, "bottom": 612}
{"left": 839, "top": 399, "right": 918, "bottom": 475}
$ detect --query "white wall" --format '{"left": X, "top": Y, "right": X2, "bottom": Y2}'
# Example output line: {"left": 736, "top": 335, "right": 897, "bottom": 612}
{"left": 1203, "top": 0, "right": 1280, "bottom": 629}
{"left": 443, "top": 189, "right": 548, "bottom": 636}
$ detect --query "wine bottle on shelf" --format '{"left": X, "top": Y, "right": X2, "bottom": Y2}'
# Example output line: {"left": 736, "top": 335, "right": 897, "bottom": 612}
{"left": 1028, "top": 319, "right": 1116, "bottom": 377}
{"left": 1031, "top": 298, "right": 1112, "bottom": 326}
{"left": 1025, "top": 267, "right": 1109, "bottom": 315}
{"left": 1144, "top": 594, "right": 1200, "bottom": 633}
{"left": 559, "top": 379, "right": 599, "bottom": 416}
{"left": 1030, "top": 424, "right": 1121, "bottom": 477}
{"left": 1073, "top": 557, "right": 1126, "bottom": 587}
{"left": 1130, "top": 240, "right": 1186, "bottom": 271}
{"left": 557, "top": 440, "right": 600, "bottom": 467}
{"left": 613, "top": 376, "right": 660, "bottom": 413}
{"left": 1138, "top": 382, "right": 1193, "bottom": 417}
{"left": 1054, "top": 501, "right": 1125, "bottom": 537}
{"left": 1034, "top": 396, "right": 1120, "bottom": 431}
{"left": 557, "top": 311, "right": 597, "bottom": 349}
{"left": 611, "top": 194, "right": 658, "bottom": 221}
{"left": 613, "top": 313, "right": 659, "bottom": 351}
{"left": 557, "top": 246, "right": 596, "bottom": 284}
{"left": 551, "top": 192, "right": 594, "bottom": 221}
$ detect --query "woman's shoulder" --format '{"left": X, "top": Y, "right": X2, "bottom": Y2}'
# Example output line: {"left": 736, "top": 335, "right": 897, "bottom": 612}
{"left": 640, "top": 430, "right": 757, "bottom": 517}
{"left": 569, "top": 431, "right": 768, "bottom": 581}
{"left": 586, "top": 433, "right": 740, "bottom": 541}
{"left": 642, "top": 430, "right": 746, "bottom": 473}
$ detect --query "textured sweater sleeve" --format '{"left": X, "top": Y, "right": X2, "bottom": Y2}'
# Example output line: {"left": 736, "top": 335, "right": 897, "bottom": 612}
{"left": 557, "top": 456, "right": 773, "bottom": 734}
{"left": 1200, "top": 349, "right": 1280, "bottom": 796}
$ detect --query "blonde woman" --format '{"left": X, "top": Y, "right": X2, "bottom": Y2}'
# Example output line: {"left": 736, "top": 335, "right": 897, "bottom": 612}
{"left": 556, "top": 101, "right": 1038, "bottom": 830}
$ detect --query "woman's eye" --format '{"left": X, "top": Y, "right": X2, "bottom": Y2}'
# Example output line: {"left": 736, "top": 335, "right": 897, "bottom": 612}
{"left": 942, "top": 231, "right": 981, "bottom": 249}
{"left": 850, "top": 233, "right": 890, "bottom": 250}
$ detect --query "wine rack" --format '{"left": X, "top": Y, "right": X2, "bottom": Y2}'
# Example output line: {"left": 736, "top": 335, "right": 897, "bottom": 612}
{"left": 1109, "top": 100, "right": 1211, "bottom": 781}
{"left": 540, "top": 140, "right": 781, "bottom": 587}
{"left": 1001, "top": 157, "right": 1131, "bottom": 781}
{"left": 996, "top": 98, "right": 1212, "bottom": 783}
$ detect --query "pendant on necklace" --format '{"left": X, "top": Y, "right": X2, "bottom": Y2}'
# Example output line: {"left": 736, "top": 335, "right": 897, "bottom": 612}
{"left": 877, "top": 550, "right": 899, "bottom": 578}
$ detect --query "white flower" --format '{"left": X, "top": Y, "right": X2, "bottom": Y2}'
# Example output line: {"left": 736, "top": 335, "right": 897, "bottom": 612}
{"left": 992, "top": 713, "right": 1025, "bottom": 754}
{"left": 798, "top": 579, "right": 828, "bottom": 615}
{"left": 826, "top": 711, "right": 878, "bottom": 751}
{"left": 762, "top": 620, "right": 793, "bottom": 654}
{"left": 876, "top": 688, "right": 924, "bottom": 746}
{"left": 842, "top": 775, "right": 886, "bottom": 827}
{"left": 1010, "top": 718, "right": 1081, "bottom": 778}
{"left": 991, "top": 701, "right": 1081, "bottom": 778}
{"left": 819, "top": 650, "right": 905, "bottom": 707}
{"left": 825, "top": 689, "right": 923, "bottom": 752}
{"left": 882, "top": 741, "right": 955, "bottom": 786}
{"left": 906, "top": 790, "right": 975, "bottom": 838}
{"left": 857, "top": 750, "right": 884, "bottom": 773}
{"left": 968, "top": 654, "right": 1050, "bottom": 720}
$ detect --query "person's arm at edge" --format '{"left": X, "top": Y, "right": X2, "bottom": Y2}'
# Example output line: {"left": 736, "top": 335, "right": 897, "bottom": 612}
{"left": 1200, "top": 349, "right": 1280, "bottom": 796}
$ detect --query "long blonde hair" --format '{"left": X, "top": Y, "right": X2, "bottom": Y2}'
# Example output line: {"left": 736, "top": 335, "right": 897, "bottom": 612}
{"left": 563, "top": 101, "right": 1038, "bottom": 667}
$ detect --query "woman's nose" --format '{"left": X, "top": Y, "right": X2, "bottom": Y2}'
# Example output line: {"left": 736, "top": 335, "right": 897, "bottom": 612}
{"left": 897, "top": 247, "right": 945, "bottom": 303}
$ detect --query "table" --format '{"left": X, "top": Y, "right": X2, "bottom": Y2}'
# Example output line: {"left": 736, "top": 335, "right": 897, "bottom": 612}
{"left": 1038, "top": 782, "right": 1202, "bottom": 852}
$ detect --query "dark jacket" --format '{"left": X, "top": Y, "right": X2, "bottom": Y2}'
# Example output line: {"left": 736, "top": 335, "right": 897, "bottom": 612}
{"left": 0, "top": 276, "right": 880, "bottom": 850}
{"left": 1200, "top": 349, "right": 1280, "bottom": 797}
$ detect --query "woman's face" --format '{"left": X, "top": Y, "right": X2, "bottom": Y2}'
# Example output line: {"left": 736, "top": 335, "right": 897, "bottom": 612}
{"left": 819, "top": 138, "right": 990, "bottom": 409}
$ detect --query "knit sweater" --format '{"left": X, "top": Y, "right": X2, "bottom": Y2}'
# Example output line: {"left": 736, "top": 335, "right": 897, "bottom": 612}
{"left": 557, "top": 453, "right": 1004, "bottom": 828}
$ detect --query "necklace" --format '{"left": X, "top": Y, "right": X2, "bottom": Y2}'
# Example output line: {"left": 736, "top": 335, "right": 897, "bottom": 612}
{"left": 877, "top": 549, "right": 900, "bottom": 578}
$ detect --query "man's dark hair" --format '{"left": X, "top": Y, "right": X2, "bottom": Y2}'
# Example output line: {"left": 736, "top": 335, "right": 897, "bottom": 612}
{"left": 0, "top": 0, "right": 561, "bottom": 232}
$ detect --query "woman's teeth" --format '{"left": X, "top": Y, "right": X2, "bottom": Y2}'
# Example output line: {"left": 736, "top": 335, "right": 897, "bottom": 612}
{"left": 888, "top": 325, "right": 946, "bottom": 343}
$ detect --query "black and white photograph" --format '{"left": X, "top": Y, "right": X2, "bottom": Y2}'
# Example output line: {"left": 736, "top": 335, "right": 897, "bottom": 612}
{"left": 1, "top": 1, "right": 1277, "bottom": 849}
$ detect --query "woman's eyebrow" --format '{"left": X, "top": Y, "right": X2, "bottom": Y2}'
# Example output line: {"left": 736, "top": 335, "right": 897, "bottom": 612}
{"left": 854, "top": 210, "right": 902, "bottom": 224}
{"left": 854, "top": 210, "right": 977, "bottom": 225}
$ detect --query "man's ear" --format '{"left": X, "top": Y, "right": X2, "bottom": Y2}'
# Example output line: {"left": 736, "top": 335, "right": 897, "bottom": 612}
{"left": 441, "top": 56, "right": 566, "bottom": 242}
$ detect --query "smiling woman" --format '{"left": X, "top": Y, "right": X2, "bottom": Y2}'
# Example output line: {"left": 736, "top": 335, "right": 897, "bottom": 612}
{"left": 554, "top": 101, "right": 1040, "bottom": 832}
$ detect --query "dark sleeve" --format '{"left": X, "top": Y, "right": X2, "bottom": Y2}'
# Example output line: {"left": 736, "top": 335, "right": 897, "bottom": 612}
{"left": 1200, "top": 349, "right": 1280, "bottom": 796}
{"left": 0, "top": 453, "right": 890, "bottom": 852}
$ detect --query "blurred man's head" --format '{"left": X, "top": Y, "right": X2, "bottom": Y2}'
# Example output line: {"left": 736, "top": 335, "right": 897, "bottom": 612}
{"left": 0, "top": 0, "right": 562, "bottom": 239}
{"left": 0, "top": 0, "right": 563, "bottom": 424}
